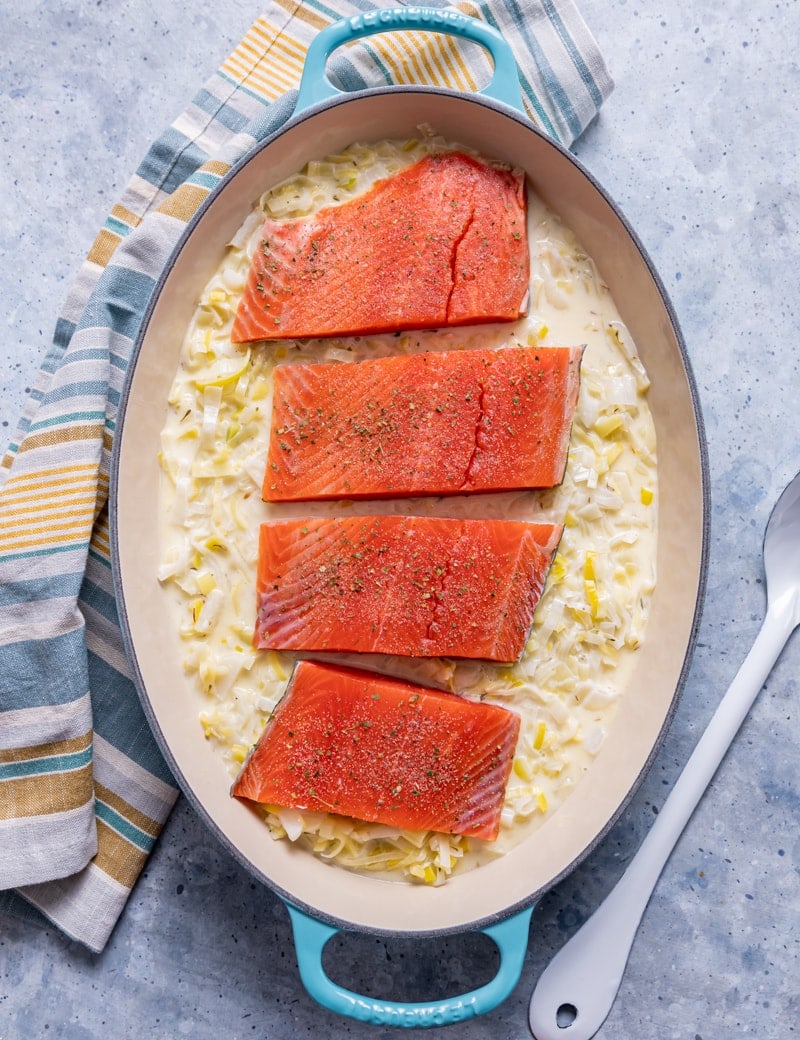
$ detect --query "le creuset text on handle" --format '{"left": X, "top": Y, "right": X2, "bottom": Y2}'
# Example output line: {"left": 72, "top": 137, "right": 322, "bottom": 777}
{"left": 294, "top": 5, "right": 526, "bottom": 114}
{"left": 286, "top": 901, "right": 534, "bottom": 1028}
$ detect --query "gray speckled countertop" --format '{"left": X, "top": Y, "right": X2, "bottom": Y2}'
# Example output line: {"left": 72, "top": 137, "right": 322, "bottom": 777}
{"left": 2, "top": 1, "right": 799, "bottom": 1037}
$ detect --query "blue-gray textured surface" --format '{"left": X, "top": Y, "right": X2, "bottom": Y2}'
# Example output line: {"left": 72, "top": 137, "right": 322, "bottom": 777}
{"left": 2, "top": 1, "right": 800, "bottom": 1037}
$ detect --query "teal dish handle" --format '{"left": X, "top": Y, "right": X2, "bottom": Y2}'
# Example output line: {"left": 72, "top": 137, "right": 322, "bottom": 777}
{"left": 285, "top": 902, "right": 534, "bottom": 1028}
{"left": 294, "top": 6, "right": 525, "bottom": 115}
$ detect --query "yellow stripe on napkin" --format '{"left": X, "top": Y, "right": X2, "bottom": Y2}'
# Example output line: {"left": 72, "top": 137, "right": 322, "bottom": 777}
{"left": 220, "top": 13, "right": 309, "bottom": 99}
{"left": 0, "top": 764, "right": 94, "bottom": 821}
{"left": 94, "top": 819, "right": 150, "bottom": 889}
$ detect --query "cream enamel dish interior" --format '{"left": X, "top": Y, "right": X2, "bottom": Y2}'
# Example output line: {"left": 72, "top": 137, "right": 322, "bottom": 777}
{"left": 111, "top": 89, "right": 708, "bottom": 937}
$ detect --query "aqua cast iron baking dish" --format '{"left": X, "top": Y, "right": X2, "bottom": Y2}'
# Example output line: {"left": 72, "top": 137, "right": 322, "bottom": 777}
{"left": 110, "top": 8, "right": 709, "bottom": 1028}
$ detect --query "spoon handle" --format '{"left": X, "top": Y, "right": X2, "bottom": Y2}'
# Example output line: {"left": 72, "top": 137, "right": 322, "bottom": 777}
{"left": 528, "top": 595, "right": 797, "bottom": 1040}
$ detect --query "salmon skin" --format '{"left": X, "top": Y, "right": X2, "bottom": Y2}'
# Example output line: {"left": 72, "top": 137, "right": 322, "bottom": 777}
{"left": 255, "top": 515, "right": 562, "bottom": 662}
{"left": 264, "top": 345, "right": 584, "bottom": 502}
{"left": 231, "top": 660, "right": 521, "bottom": 841}
{"left": 231, "top": 151, "right": 529, "bottom": 342}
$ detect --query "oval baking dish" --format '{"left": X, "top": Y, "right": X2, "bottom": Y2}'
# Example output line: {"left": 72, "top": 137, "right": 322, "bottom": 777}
{"left": 110, "top": 8, "right": 709, "bottom": 1028}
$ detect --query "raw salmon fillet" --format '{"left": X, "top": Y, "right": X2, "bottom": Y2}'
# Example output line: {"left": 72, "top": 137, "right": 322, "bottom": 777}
{"left": 231, "top": 660, "right": 520, "bottom": 841}
{"left": 264, "top": 345, "right": 584, "bottom": 502}
{"left": 231, "top": 151, "right": 529, "bottom": 342}
{"left": 255, "top": 515, "right": 562, "bottom": 662}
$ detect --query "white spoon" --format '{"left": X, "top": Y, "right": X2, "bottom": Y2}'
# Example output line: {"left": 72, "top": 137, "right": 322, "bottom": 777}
{"left": 529, "top": 470, "right": 800, "bottom": 1040}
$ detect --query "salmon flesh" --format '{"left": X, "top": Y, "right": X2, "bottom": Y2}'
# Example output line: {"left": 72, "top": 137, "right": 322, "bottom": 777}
{"left": 255, "top": 515, "right": 563, "bottom": 662}
{"left": 231, "top": 151, "right": 529, "bottom": 342}
{"left": 263, "top": 345, "right": 584, "bottom": 502}
{"left": 231, "top": 660, "right": 521, "bottom": 841}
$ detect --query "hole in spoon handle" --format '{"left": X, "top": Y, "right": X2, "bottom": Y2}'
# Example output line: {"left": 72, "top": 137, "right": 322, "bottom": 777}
{"left": 557, "top": 1003, "right": 578, "bottom": 1028}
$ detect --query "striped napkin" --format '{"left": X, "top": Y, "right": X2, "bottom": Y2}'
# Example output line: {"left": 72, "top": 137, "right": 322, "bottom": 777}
{"left": 0, "top": 0, "right": 613, "bottom": 953}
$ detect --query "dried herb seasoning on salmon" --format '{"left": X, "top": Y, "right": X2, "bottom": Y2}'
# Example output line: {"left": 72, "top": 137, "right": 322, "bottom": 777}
{"left": 254, "top": 515, "right": 563, "bottom": 662}
{"left": 232, "top": 660, "right": 521, "bottom": 842}
{"left": 231, "top": 151, "right": 529, "bottom": 342}
{"left": 158, "top": 136, "right": 660, "bottom": 883}
{"left": 263, "top": 345, "right": 584, "bottom": 502}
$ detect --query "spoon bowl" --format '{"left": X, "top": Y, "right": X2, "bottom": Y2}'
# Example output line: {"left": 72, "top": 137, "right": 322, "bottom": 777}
{"left": 763, "top": 473, "right": 800, "bottom": 611}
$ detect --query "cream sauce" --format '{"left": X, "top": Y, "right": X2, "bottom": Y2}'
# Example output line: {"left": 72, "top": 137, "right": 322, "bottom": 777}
{"left": 157, "top": 135, "right": 657, "bottom": 884}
